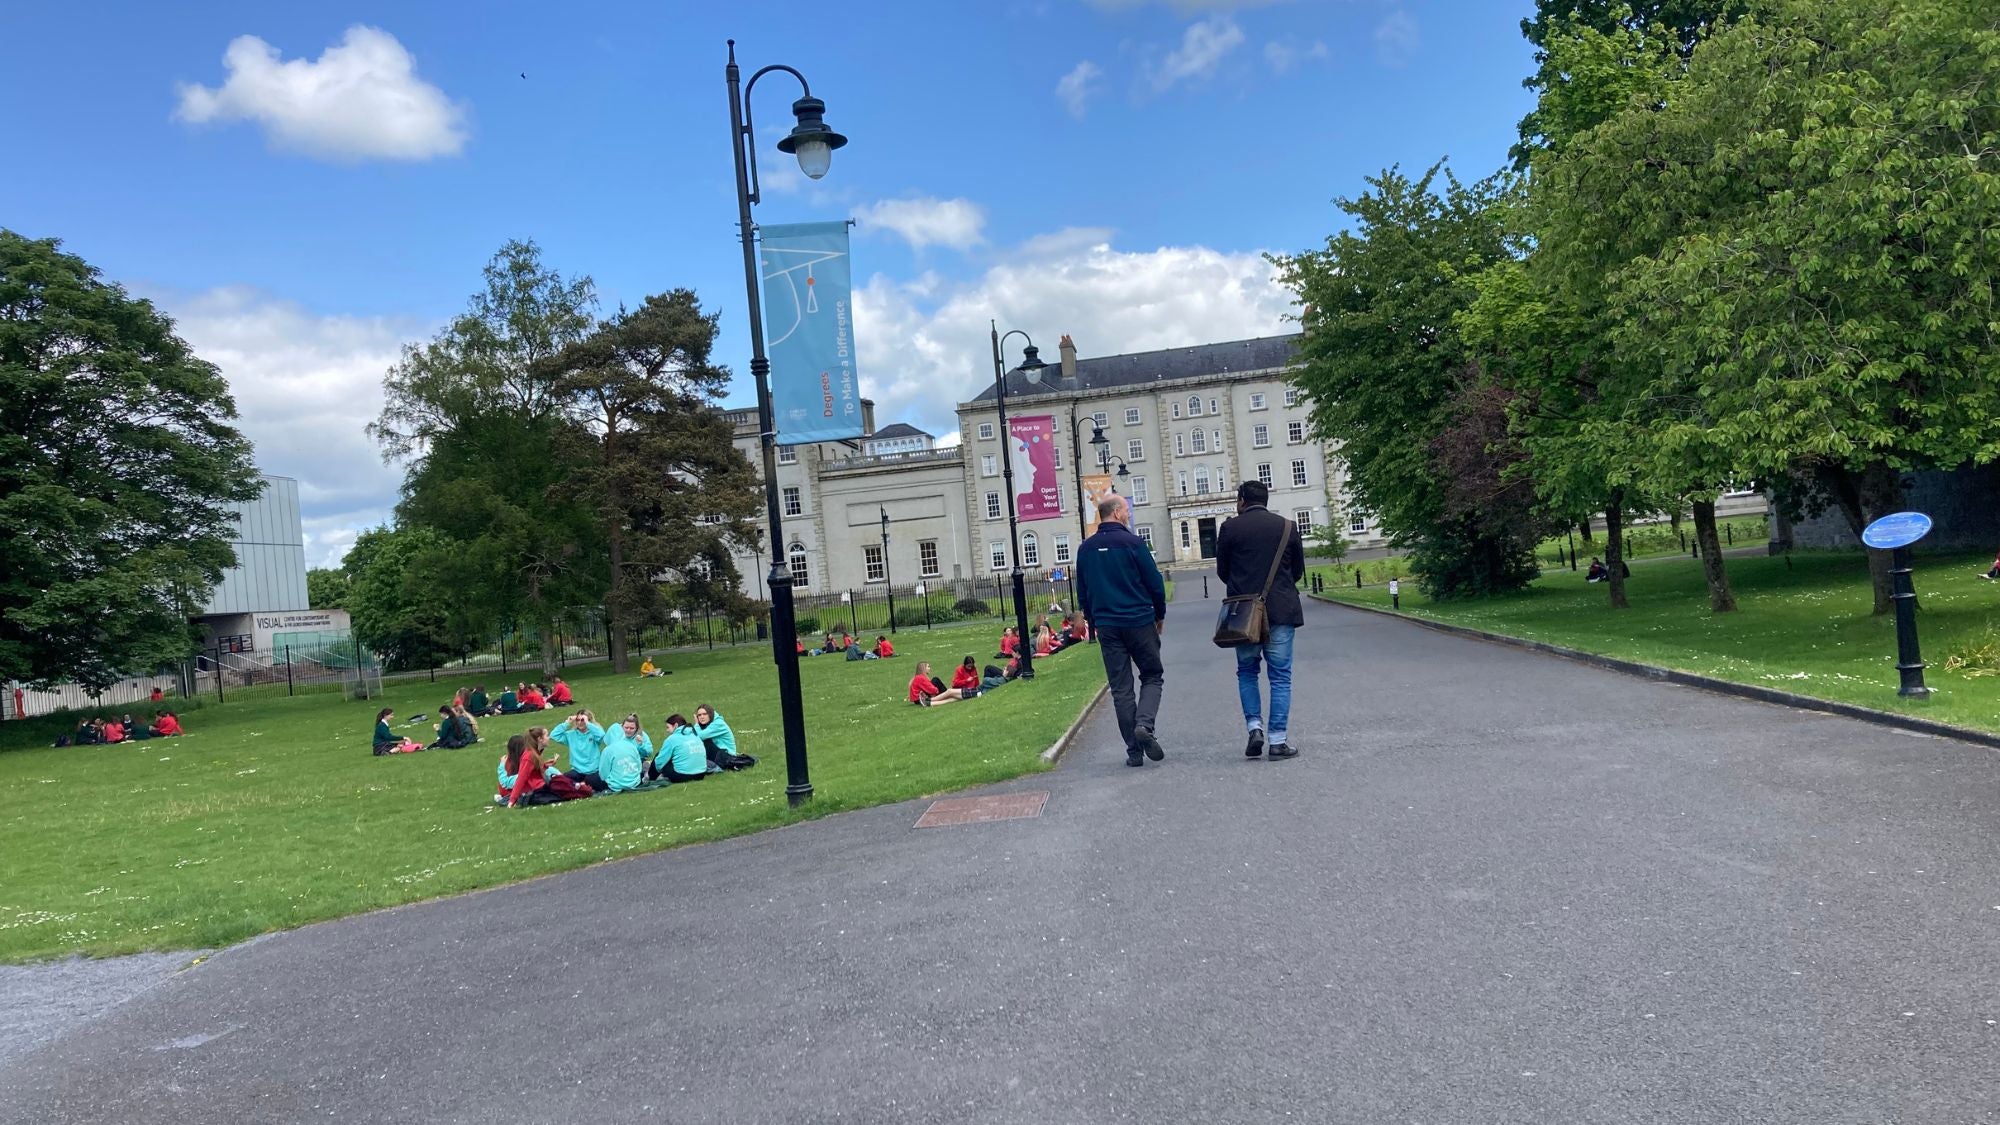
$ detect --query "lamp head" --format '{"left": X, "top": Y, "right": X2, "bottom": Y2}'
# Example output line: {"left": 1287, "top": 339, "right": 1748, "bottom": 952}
{"left": 1116, "top": 461, "right": 1131, "bottom": 478}
{"left": 776, "top": 96, "right": 847, "bottom": 180}
{"left": 1014, "top": 343, "right": 1047, "bottom": 385}
{"left": 1088, "top": 425, "right": 1109, "bottom": 450}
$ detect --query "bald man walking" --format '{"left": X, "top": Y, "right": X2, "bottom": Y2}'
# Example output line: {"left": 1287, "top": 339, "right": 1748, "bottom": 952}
{"left": 1077, "top": 494, "right": 1168, "bottom": 767}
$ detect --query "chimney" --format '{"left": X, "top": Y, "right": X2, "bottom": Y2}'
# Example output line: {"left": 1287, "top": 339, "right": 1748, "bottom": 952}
{"left": 1059, "top": 335, "right": 1077, "bottom": 382}
{"left": 859, "top": 397, "right": 876, "bottom": 436}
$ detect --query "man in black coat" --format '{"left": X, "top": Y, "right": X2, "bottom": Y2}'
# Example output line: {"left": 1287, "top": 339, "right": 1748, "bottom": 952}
{"left": 1215, "top": 480, "right": 1307, "bottom": 760}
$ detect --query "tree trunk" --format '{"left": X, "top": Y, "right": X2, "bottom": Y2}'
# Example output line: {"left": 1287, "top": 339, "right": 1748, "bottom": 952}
{"left": 606, "top": 530, "right": 629, "bottom": 674}
{"left": 1578, "top": 518, "right": 1594, "bottom": 544}
{"left": 540, "top": 616, "right": 558, "bottom": 678}
{"left": 1604, "top": 489, "right": 1629, "bottom": 609}
{"left": 1856, "top": 463, "right": 1904, "bottom": 617}
{"left": 1691, "top": 498, "right": 1737, "bottom": 613}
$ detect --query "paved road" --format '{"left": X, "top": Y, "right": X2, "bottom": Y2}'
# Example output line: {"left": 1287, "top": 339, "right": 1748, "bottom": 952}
{"left": 6, "top": 586, "right": 2000, "bottom": 1124}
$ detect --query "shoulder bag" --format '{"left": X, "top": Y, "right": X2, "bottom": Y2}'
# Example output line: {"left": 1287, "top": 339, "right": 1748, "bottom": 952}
{"left": 1212, "top": 519, "right": 1293, "bottom": 648}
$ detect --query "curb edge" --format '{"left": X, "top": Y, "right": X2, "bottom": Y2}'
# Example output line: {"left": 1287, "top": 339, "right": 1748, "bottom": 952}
{"left": 1042, "top": 683, "right": 1111, "bottom": 764}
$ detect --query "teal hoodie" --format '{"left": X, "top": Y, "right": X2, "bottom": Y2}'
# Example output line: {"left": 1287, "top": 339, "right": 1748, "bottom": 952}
{"left": 692, "top": 713, "right": 735, "bottom": 756}
{"left": 547, "top": 720, "right": 606, "bottom": 774}
{"left": 599, "top": 727, "right": 651, "bottom": 792}
{"left": 656, "top": 726, "right": 707, "bottom": 776}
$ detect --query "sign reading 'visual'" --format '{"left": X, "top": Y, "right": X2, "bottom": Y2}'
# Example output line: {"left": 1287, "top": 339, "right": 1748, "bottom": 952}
{"left": 761, "top": 221, "right": 862, "bottom": 444}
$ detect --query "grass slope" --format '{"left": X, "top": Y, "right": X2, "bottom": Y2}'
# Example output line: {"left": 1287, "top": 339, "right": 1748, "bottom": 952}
{"left": 0, "top": 623, "right": 1102, "bottom": 963}
{"left": 1313, "top": 549, "right": 2000, "bottom": 734}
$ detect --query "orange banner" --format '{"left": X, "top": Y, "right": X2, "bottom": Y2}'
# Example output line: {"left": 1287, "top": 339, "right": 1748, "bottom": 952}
{"left": 1080, "top": 474, "right": 1115, "bottom": 534}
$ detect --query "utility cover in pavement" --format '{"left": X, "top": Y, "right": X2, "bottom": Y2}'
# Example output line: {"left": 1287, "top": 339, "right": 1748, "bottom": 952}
{"left": 914, "top": 790, "right": 1049, "bottom": 829}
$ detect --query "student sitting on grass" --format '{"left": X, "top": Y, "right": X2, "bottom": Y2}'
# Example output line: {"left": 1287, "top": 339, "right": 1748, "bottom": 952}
{"left": 951, "top": 656, "right": 982, "bottom": 696}
{"left": 909, "top": 661, "right": 968, "bottom": 707}
{"left": 796, "top": 638, "right": 809, "bottom": 657}
{"left": 692, "top": 705, "right": 754, "bottom": 770}
{"left": 505, "top": 732, "right": 594, "bottom": 806}
{"left": 549, "top": 711, "right": 608, "bottom": 789}
{"left": 150, "top": 710, "right": 183, "bottom": 737}
{"left": 374, "top": 708, "right": 423, "bottom": 755}
{"left": 998, "top": 627, "right": 1019, "bottom": 658}
{"left": 102, "top": 717, "right": 126, "bottom": 744}
{"left": 874, "top": 635, "right": 895, "bottom": 658}
{"left": 1034, "top": 628, "right": 1056, "bottom": 658}
{"left": 639, "top": 658, "right": 665, "bottom": 678}
{"left": 494, "top": 685, "right": 521, "bottom": 714}
{"left": 467, "top": 684, "right": 491, "bottom": 715}
{"left": 598, "top": 714, "right": 652, "bottom": 793}
{"left": 519, "top": 682, "right": 549, "bottom": 711}
{"left": 549, "top": 677, "right": 576, "bottom": 704}
{"left": 1068, "top": 615, "right": 1090, "bottom": 644}
{"left": 649, "top": 713, "right": 710, "bottom": 783}
{"left": 496, "top": 727, "right": 560, "bottom": 802}
{"left": 842, "top": 632, "right": 855, "bottom": 652}
{"left": 428, "top": 706, "right": 477, "bottom": 750}
{"left": 845, "top": 640, "right": 876, "bottom": 661}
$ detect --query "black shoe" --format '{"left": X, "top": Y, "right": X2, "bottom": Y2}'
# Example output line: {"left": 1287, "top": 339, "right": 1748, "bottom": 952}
{"left": 1268, "top": 743, "right": 1299, "bottom": 761}
{"left": 1126, "top": 749, "right": 1145, "bottom": 767}
{"left": 1245, "top": 729, "right": 1265, "bottom": 758}
{"left": 1135, "top": 727, "right": 1164, "bottom": 761}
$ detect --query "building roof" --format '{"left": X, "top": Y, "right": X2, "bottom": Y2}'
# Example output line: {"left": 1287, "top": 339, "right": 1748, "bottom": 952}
{"left": 868, "top": 422, "right": 932, "bottom": 440}
{"left": 968, "top": 333, "right": 1302, "bottom": 405}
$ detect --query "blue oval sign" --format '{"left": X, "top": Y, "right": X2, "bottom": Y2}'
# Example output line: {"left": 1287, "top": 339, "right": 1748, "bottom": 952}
{"left": 1861, "top": 511, "right": 1932, "bottom": 550}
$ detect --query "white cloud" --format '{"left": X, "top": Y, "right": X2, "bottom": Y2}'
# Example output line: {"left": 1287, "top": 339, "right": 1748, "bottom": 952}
{"left": 1374, "top": 9, "right": 1419, "bottom": 67}
{"left": 160, "top": 287, "right": 427, "bottom": 567}
{"left": 174, "top": 25, "right": 468, "bottom": 162}
{"left": 1263, "top": 37, "right": 1330, "bottom": 75}
{"left": 853, "top": 230, "right": 1293, "bottom": 444}
{"left": 855, "top": 197, "right": 988, "bottom": 252}
{"left": 1055, "top": 60, "right": 1104, "bottom": 119}
{"left": 1151, "top": 16, "right": 1247, "bottom": 92}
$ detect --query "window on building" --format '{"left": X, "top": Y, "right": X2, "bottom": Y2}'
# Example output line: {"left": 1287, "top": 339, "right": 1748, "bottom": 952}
{"left": 1172, "top": 402, "right": 1182, "bottom": 419}
{"left": 782, "top": 486, "right": 802, "bottom": 516}
{"left": 1054, "top": 534, "right": 1072, "bottom": 564}
{"left": 1127, "top": 438, "right": 1144, "bottom": 462}
{"left": 989, "top": 540, "right": 1007, "bottom": 571}
{"left": 977, "top": 422, "right": 995, "bottom": 440}
{"left": 1349, "top": 511, "right": 1367, "bottom": 534}
{"left": 1132, "top": 476, "right": 1149, "bottom": 505}
{"left": 1253, "top": 424, "right": 1270, "bottom": 448}
{"left": 1125, "top": 407, "right": 1142, "bottom": 425}
{"left": 778, "top": 445, "right": 797, "bottom": 464}
{"left": 1249, "top": 392, "right": 1267, "bottom": 411}
{"left": 1211, "top": 428, "right": 1223, "bottom": 452}
{"left": 1287, "top": 420, "right": 1306, "bottom": 444}
{"left": 1180, "top": 521, "right": 1192, "bottom": 548}
{"left": 1059, "top": 487, "right": 1068, "bottom": 513}
{"left": 788, "top": 543, "right": 809, "bottom": 589}
{"left": 1021, "top": 532, "right": 1039, "bottom": 568}
{"left": 1178, "top": 471, "right": 1189, "bottom": 496}
{"left": 1092, "top": 412, "right": 1107, "bottom": 428}
{"left": 919, "top": 539, "right": 940, "bottom": 578}
{"left": 1208, "top": 398, "right": 1218, "bottom": 416}
{"left": 1191, "top": 429, "right": 1207, "bottom": 454}
{"left": 1187, "top": 394, "right": 1202, "bottom": 417}
{"left": 1175, "top": 433, "right": 1186, "bottom": 456}
{"left": 985, "top": 491, "right": 1003, "bottom": 519}
{"left": 1291, "top": 459, "right": 1309, "bottom": 487}
{"left": 863, "top": 544, "right": 885, "bottom": 583}
{"left": 1257, "top": 462, "right": 1273, "bottom": 487}
{"left": 1136, "top": 524, "right": 1155, "bottom": 549}
{"left": 1295, "top": 509, "right": 1316, "bottom": 537}
{"left": 980, "top": 454, "right": 997, "bottom": 477}
{"left": 1053, "top": 443, "right": 1063, "bottom": 470}
{"left": 1194, "top": 466, "right": 1210, "bottom": 494}
{"left": 1284, "top": 387, "right": 1301, "bottom": 407}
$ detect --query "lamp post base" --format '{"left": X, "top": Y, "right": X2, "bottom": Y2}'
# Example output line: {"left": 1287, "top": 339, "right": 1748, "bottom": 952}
{"left": 1010, "top": 571, "right": 1034, "bottom": 680}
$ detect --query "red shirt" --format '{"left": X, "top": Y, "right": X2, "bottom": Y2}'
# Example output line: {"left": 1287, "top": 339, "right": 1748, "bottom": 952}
{"left": 1069, "top": 619, "right": 1088, "bottom": 641}
{"left": 508, "top": 749, "right": 548, "bottom": 805}
{"left": 842, "top": 634, "right": 854, "bottom": 650}
{"left": 153, "top": 714, "right": 182, "bottom": 736}
{"left": 951, "top": 665, "right": 980, "bottom": 691}
{"left": 521, "top": 688, "right": 547, "bottom": 709}
{"left": 1035, "top": 634, "right": 1054, "bottom": 657}
{"left": 908, "top": 674, "right": 939, "bottom": 703}
{"left": 103, "top": 722, "right": 125, "bottom": 743}
{"left": 876, "top": 640, "right": 895, "bottom": 658}
{"left": 549, "top": 683, "right": 572, "bottom": 705}
{"left": 1000, "top": 634, "right": 1017, "bottom": 656}
{"left": 796, "top": 640, "right": 807, "bottom": 655}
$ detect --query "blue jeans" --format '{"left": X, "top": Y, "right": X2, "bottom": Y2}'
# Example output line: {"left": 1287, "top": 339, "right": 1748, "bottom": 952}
{"left": 1235, "top": 624, "right": 1295, "bottom": 744}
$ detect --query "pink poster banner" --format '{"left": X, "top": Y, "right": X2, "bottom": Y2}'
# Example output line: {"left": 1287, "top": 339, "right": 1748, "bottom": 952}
{"left": 1009, "top": 414, "right": 1062, "bottom": 522}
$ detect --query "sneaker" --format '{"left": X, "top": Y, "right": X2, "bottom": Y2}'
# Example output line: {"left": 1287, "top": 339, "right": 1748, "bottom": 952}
{"left": 1245, "top": 729, "right": 1265, "bottom": 758}
{"left": 1268, "top": 742, "right": 1299, "bottom": 761}
{"left": 918, "top": 694, "right": 932, "bottom": 707}
{"left": 1135, "top": 727, "right": 1164, "bottom": 762}
{"left": 1126, "top": 749, "right": 1145, "bottom": 767}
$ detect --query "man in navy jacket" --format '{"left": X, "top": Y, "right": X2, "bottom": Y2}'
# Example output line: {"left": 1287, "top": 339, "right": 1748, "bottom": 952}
{"left": 1077, "top": 494, "right": 1168, "bottom": 767}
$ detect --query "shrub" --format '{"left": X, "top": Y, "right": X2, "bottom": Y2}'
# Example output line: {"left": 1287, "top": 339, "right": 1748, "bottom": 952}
{"left": 953, "top": 598, "right": 989, "bottom": 617}
{"left": 793, "top": 614, "right": 820, "bottom": 635}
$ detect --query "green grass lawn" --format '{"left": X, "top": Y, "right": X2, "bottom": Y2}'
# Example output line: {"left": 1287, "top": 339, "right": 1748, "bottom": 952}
{"left": 0, "top": 620, "right": 1103, "bottom": 963}
{"left": 1311, "top": 549, "right": 2000, "bottom": 733}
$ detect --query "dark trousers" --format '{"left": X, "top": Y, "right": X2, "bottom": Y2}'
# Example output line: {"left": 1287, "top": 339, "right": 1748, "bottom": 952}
{"left": 1097, "top": 623, "right": 1165, "bottom": 751}
{"left": 563, "top": 769, "right": 605, "bottom": 792}
{"left": 660, "top": 765, "right": 707, "bottom": 783}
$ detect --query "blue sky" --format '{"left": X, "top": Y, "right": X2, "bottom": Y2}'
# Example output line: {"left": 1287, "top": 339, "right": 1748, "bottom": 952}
{"left": 2, "top": 0, "right": 1537, "bottom": 565}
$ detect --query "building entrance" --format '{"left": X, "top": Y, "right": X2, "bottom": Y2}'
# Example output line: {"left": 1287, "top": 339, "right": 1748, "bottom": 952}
{"left": 1198, "top": 518, "right": 1218, "bottom": 560}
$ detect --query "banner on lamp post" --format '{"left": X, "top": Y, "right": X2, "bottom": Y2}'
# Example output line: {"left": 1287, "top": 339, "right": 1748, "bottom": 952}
{"left": 1080, "top": 473, "right": 1115, "bottom": 533}
{"left": 1009, "top": 414, "right": 1061, "bottom": 522}
{"left": 760, "top": 221, "right": 862, "bottom": 443}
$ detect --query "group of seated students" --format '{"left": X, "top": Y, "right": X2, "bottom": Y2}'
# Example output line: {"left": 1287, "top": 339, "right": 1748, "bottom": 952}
{"left": 907, "top": 656, "right": 1016, "bottom": 707}
{"left": 497, "top": 705, "right": 755, "bottom": 806}
{"left": 996, "top": 614, "right": 1090, "bottom": 661}
{"left": 455, "top": 679, "right": 575, "bottom": 718}
{"left": 59, "top": 710, "right": 183, "bottom": 746}
{"left": 798, "top": 633, "right": 896, "bottom": 660}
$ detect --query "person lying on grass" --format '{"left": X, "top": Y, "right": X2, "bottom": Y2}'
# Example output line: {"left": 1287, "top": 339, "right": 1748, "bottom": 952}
{"left": 874, "top": 635, "right": 895, "bottom": 658}
{"left": 981, "top": 664, "right": 1008, "bottom": 692}
{"left": 692, "top": 704, "right": 754, "bottom": 770}
{"left": 649, "top": 713, "right": 711, "bottom": 783}
{"left": 374, "top": 708, "right": 424, "bottom": 756}
{"left": 597, "top": 714, "right": 654, "bottom": 793}
{"left": 549, "top": 711, "right": 607, "bottom": 790}
{"left": 909, "top": 661, "right": 968, "bottom": 707}
{"left": 505, "top": 732, "right": 594, "bottom": 806}
{"left": 951, "top": 656, "right": 982, "bottom": 697}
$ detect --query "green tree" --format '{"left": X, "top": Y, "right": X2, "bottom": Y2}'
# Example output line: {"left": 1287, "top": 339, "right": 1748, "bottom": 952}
{"left": 306, "top": 567, "right": 349, "bottom": 609}
{"left": 0, "top": 231, "right": 262, "bottom": 690}
{"left": 340, "top": 526, "right": 475, "bottom": 672}
{"left": 1276, "top": 165, "right": 1538, "bottom": 598}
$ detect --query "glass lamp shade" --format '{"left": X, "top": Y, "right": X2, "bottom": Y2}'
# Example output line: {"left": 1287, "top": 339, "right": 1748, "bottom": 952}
{"left": 793, "top": 138, "right": 832, "bottom": 180}
{"left": 1088, "top": 425, "right": 1109, "bottom": 450}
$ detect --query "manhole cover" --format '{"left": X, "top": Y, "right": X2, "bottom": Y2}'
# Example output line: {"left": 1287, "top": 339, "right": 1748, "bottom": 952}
{"left": 914, "top": 790, "right": 1049, "bottom": 829}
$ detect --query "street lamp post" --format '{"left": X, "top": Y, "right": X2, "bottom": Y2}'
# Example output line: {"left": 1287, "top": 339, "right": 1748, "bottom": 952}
{"left": 990, "top": 323, "right": 1046, "bottom": 681}
{"left": 725, "top": 40, "right": 849, "bottom": 808}
{"left": 1068, "top": 408, "right": 1111, "bottom": 544}
{"left": 880, "top": 505, "right": 896, "bottom": 634}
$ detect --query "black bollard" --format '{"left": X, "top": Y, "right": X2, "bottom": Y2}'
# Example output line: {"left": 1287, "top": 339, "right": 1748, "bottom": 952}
{"left": 1203, "top": 575, "right": 1210, "bottom": 599}
{"left": 1356, "top": 570, "right": 1362, "bottom": 589}
{"left": 1890, "top": 546, "right": 1930, "bottom": 697}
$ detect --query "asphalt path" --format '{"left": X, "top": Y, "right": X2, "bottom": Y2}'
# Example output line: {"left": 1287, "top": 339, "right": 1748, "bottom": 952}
{"left": 6, "top": 583, "right": 2000, "bottom": 1123}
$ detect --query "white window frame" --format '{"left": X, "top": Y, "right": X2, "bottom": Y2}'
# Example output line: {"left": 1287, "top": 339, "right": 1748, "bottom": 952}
{"left": 1021, "top": 532, "right": 1040, "bottom": 568}
{"left": 1291, "top": 459, "right": 1309, "bottom": 488}
{"left": 1178, "top": 471, "right": 1189, "bottom": 496}
{"left": 1187, "top": 394, "right": 1202, "bottom": 417}
{"left": 1194, "top": 466, "right": 1210, "bottom": 494}
{"left": 1287, "top": 420, "right": 1306, "bottom": 444}
{"left": 1253, "top": 424, "right": 1270, "bottom": 448}
{"left": 1180, "top": 521, "right": 1192, "bottom": 548}
{"left": 782, "top": 486, "right": 802, "bottom": 517}
{"left": 1053, "top": 444, "right": 1063, "bottom": 471}
{"left": 1132, "top": 476, "right": 1149, "bottom": 505}
{"left": 1256, "top": 462, "right": 1273, "bottom": 487}
{"left": 1136, "top": 525, "right": 1155, "bottom": 549}
{"left": 989, "top": 540, "right": 1007, "bottom": 571}
{"left": 980, "top": 454, "right": 998, "bottom": 477}
{"left": 1172, "top": 402, "right": 1182, "bottom": 419}
{"left": 863, "top": 544, "right": 886, "bottom": 583}
{"left": 919, "top": 539, "right": 940, "bottom": 578}
{"left": 1054, "top": 534, "right": 1072, "bottom": 564}
{"left": 1211, "top": 428, "right": 1223, "bottom": 452}
{"left": 1124, "top": 407, "right": 1142, "bottom": 425}
{"left": 1349, "top": 512, "right": 1367, "bottom": 534}
{"left": 1249, "top": 392, "right": 1267, "bottom": 411}
{"left": 1092, "top": 411, "right": 1108, "bottom": 428}
{"left": 1295, "top": 509, "right": 1315, "bottom": 536}
{"left": 1192, "top": 429, "right": 1208, "bottom": 454}
{"left": 985, "top": 491, "right": 1003, "bottom": 520}
{"left": 778, "top": 445, "right": 797, "bottom": 464}
{"left": 1284, "top": 387, "right": 1301, "bottom": 408}
{"left": 788, "top": 543, "right": 810, "bottom": 589}
{"left": 1208, "top": 398, "right": 1218, "bottom": 416}
{"left": 977, "top": 422, "right": 995, "bottom": 441}
{"left": 1127, "top": 438, "right": 1144, "bottom": 462}
{"left": 1175, "top": 433, "right": 1186, "bottom": 457}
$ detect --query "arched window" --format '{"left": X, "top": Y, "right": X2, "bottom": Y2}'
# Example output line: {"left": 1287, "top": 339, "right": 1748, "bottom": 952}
{"left": 1021, "top": 532, "right": 1040, "bottom": 567}
{"left": 788, "top": 543, "right": 810, "bottom": 590}
{"left": 1180, "top": 521, "right": 1192, "bottom": 548}
{"left": 1187, "top": 394, "right": 1203, "bottom": 417}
